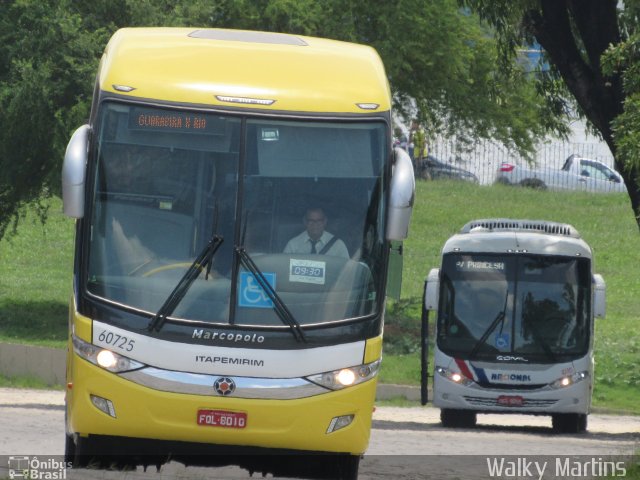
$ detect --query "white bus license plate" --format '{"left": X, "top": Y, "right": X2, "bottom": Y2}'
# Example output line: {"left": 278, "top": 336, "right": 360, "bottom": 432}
{"left": 197, "top": 409, "right": 247, "bottom": 429}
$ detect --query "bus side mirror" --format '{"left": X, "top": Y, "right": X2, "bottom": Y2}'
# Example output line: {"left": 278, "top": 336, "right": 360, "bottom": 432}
{"left": 62, "top": 124, "right": 90, "bottom": 219}
{"left": 386, "top": 147, "right": 415, "bottom": 241}
{"left": 425, "top": 268, "right": 440, "bottom": 310}
{"left": 593, "top": 274, "right": 606, "bottom": 319}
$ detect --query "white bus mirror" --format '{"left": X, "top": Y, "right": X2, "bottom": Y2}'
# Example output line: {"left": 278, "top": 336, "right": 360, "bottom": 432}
{"left": 593, "top": 274, "right": 606, "bottom": 319}
{"left": 62, "top": 124, "right": 90, "bottom": 219}
{"left": 425, "top": 268, "right": 440, "bottom": 311}
{"left": 386, "top": 147, "right": 415, "bottom": 241}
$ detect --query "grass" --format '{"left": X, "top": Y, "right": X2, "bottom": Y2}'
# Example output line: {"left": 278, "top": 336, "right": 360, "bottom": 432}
{"left": 0, "top": 373, "right": 64, "bottom": 390}
{"left": 382, "top": 180, "right": 640, "bottom": 414}
{"left": 1, "top": 183, "right": 639, "bottom": 413}
{"left": 0, "top": 198, "right": 73, "bottom": 348}
{"left": 625, "top": 457, "right": 640, "bottom": 480}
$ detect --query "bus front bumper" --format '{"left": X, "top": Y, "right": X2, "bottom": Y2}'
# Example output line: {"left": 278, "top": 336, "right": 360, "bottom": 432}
{"left": 67, "top": 354, "right": 377, "bottom": 455}
{"left": 432, "top": 375, "right": 591, "bottom": 415}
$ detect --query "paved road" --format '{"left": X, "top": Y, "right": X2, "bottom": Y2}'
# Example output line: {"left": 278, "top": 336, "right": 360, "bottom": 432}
{"left": 1, "top": 388, "right": 638, "bottom": 479}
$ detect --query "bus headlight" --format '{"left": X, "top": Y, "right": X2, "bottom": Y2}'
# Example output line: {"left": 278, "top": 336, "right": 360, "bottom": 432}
{"left": 549, "top": 371, "right": 589, "bottom": 389}
{"left": 73, "top": 335, "right": 144, "bottom": 373}
{"left": 435, "top": 366, "right": 474, "bottom": 386}
{"left": 306, "top": 360, "right": 380, "bottom": 390}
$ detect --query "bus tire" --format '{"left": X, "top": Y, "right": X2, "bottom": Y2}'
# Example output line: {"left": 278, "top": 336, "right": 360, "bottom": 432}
{"left": 73, "top": 436, "right": 96, "bottom": 468}
{"left": 440, "top": 409, "right": 477, "bottom": 428}
{"left": 64, "top": 408, "right": 75, "bottom": 465}
{"left": 74, "top": 436, "right": 116, "bottom": 469}
{"left": 64, "top": 433, "right": 75, "bottom": 465}
{"left": 336, "top": 454, "right": 360, "bottom": 480}
{"left": 552, "top": 413, "right": 587, "bottom": 434}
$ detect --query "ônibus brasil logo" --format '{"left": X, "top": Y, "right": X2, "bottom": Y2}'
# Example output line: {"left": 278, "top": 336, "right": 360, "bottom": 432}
{"left": 8, "top": 456, "right": 72, "bottom": 479}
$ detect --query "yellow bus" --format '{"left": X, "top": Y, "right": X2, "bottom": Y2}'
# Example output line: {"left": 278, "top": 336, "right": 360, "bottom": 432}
{"left": 62, "top": 28, "right": 414, "bottom": 479}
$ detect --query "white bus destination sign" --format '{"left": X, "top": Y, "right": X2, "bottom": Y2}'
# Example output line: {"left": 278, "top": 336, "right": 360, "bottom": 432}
{"left": 455, "top": 260, "right": 506, "bottom": 272}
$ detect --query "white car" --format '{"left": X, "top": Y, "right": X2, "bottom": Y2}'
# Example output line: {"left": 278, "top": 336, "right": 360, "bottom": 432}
{"left": 496, "top": 154, "right": 627, "bottom": 193}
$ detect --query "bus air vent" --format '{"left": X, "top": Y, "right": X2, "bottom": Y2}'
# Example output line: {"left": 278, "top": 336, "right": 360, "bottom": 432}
{"left": 461, "top": 218, "right": 580, "bottom": 238}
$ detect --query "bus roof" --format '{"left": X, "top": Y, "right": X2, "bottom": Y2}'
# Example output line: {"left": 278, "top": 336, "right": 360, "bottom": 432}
{"left": 442, "top": 218, "right": 593, "bottom": 258}
{"left": 99, "top": 28, "right": 391, "bottom": 114}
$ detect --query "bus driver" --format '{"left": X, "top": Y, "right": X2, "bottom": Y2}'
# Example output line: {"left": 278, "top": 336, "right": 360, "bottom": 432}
{"left": 284, "top": 208, "right": 349, "bottom": 258}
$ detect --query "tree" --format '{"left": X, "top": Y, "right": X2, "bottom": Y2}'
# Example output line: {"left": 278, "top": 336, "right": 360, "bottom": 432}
{"left": 0, "top": 0, "right": 566, "bottom": 239}
{"left": 0, "top": 0, "right": 110, "bottom": 239}
{"left": 461, "top": 0, "right": 640, "bottom": 229}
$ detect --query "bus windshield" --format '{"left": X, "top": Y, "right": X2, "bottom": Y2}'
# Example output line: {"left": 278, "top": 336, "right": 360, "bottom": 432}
{"left": 437, "top": 253, "right": 591, "bottom": 362}
{"left": 87, "top": 102, "right": 387, "bottom": 328}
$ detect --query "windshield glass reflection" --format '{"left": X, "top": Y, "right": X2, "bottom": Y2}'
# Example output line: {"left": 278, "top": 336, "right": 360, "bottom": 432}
{"left": 437, "top": 254, "right": 591, "bottom": 362}
{"left": 87, "top": 103, "right": 387, "bottom": 327}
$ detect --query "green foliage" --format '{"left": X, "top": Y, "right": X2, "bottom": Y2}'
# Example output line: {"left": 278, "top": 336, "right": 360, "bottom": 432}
{"left": 602, "top": 3, "right": 640, "bottom": 180}
{"left": 0, "top": 1, "right": 108, "bottom": 239}
{"left": 0, "top": 0, "right": 565, "bottom": 240}
{"left": 383, "top": 299, "right": 423, "bottom": 354}
{"left": 624, "top": 456, "right": 640, "bottom": 480}
{"left": 461, "top": 0, "right": 640, "bottom": 227}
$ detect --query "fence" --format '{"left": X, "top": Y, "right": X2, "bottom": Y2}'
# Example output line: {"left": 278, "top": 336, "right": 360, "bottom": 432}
{"left": 422, "top": 137, "right": 616, "bottom": 187}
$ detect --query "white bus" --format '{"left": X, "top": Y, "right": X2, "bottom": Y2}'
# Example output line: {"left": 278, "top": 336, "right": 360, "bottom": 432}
{"left": 422, "top": 219, "right": 605, "bottom": 433}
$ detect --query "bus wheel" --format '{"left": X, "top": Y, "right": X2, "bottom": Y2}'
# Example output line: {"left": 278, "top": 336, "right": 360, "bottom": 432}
{"left": 552, "top": 413, "right": 587, "bottom": 434}
{"left": 73, "top": 436, "right": 115, "bottom": 469}
{"left": 73, "top": 436, "right": 96, "bottom": 468}
{"left": 64, "top": 433, "right": 75, "bottom": 465}
{"left": 440, "top": 409, "right": 477, "bottom": 428}
{"left": 336, "top": 455, "right": 360, "bottom": 480}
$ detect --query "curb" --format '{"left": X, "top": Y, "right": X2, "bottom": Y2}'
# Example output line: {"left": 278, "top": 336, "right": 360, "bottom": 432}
{"left": 0, "top": 342, "right": 421, "bottom": 401}
{"left": 0, "top": 342, "right": 66, "bottom": 386}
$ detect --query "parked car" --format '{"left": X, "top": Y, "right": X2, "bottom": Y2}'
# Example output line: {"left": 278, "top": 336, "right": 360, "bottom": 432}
{"left": 420, "top": 155, "right": 479, "bottom": 183}
{"left": 495, "top": 154, "right": 627, "bottom": 193}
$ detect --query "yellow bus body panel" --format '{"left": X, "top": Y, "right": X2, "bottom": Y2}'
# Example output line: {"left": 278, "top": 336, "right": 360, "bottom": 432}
{"left": 99, "top": 28, "right": 391, "bottom": 114}
{"left": 364, "top": 335, "right": 382, "bottom": 363}
{"left": 67, "top": 352, "right": 377, "bottom": 454}
{"left": 70, "top": 28, "right": 390, "bottom": 457}
{"left": 72, "top": 307, "right": 92, "bottom": 344}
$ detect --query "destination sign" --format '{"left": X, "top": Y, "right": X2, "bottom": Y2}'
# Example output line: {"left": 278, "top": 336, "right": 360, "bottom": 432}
{"left": 455, "top": 260, "right": 505, "bottom": 272}
{"left": 128, "top": 107, "right": 223, "bottom": 134}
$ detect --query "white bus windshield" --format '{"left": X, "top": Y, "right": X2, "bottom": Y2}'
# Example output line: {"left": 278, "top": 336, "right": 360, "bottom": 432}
{"left": 437, "top": 254, "right": 591, "bottom": 362}
{"left": 86, "top": 102, "right": 387, "bottom": 328}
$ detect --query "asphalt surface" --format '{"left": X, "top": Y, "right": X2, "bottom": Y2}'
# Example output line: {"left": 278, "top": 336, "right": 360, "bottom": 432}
{"left": 0, "top": 387, "right": 638, "bottom": 479}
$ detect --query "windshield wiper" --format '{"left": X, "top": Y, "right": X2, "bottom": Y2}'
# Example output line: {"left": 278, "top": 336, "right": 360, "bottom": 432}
{"left": 469, "top": 292, "right": 509, "bottom": 359}
{"left": 147, "top": 235, "right": 224, "bottom": 332}
{"left": 235, "top": 246, "right": 307, "bottom": 343}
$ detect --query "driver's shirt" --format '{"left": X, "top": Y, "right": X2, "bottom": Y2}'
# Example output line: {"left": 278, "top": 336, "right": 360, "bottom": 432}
{"left": 283, "top": 231, "right": 349, "bottom": 258}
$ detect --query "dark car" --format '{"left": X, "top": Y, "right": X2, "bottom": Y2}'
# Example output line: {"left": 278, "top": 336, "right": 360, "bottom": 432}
{"left": 419, "top": 155, "right": 479, "bottom": 183}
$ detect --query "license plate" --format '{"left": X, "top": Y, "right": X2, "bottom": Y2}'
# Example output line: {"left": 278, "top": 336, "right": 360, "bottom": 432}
{"left": 497, "top": 395, "right": 525, "bottom": 407}
{"left": 197, "top": 409, "right": 247, "bottom": 428}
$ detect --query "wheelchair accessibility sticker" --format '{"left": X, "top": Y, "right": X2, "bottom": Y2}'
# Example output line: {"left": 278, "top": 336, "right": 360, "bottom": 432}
{"left": 239, "top": 271, "right": 276, "bottom": 308}
{"left": 495, "top": 333, "right": 510, "bottom": 349}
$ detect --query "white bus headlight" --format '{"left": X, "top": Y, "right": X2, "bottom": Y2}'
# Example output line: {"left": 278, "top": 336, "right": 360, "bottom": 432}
{"left": 549, "top": 371, "right": 589, "bottom": 389}
{"left": 306, "top": 360, "right": 380, "bottom": 390}
{"left": 73, "top": 335, "right": 144, "bottom": 373}
{"left": 435, "top": 366, "right": 475, "bottom": 386}
{"left": 96, "top": 349, "right": 117, "bottom": 369}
